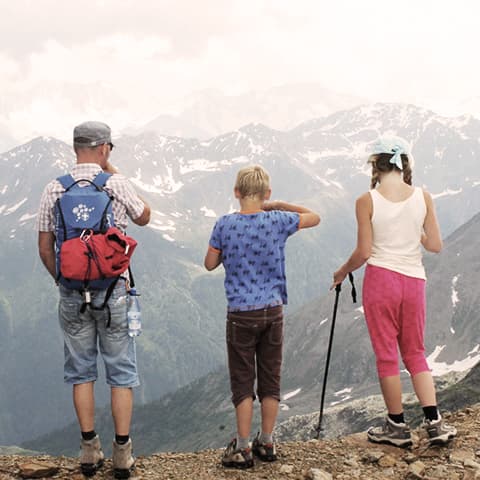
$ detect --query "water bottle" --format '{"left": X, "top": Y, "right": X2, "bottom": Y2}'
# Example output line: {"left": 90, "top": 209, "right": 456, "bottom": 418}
{"left": 127, "top": 288, "right": 142, "bottom": 337}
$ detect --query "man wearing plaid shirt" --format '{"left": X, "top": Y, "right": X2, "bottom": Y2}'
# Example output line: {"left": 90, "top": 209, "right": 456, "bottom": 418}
{"left": 37, "top": 121, "right": 150, "bottom": 479}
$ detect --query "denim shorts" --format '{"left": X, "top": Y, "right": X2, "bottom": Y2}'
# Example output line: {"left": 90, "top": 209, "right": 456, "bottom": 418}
{"left": 58, "top": 279, "right": 139, "bottom": 387}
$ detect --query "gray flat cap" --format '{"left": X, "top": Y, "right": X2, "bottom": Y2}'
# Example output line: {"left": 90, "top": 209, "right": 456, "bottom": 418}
{"left": 73, "top": 121, "right": 112, "bottom": 147}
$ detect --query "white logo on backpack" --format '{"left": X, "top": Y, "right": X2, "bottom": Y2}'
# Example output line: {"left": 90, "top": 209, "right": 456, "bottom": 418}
{"left": 72, "top": 204, "right": 95, "bottom": 222}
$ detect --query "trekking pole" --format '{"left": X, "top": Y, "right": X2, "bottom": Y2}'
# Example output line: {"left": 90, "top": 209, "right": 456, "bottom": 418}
{"left": 315, "top": 272, "right": 356, "bottom": 439}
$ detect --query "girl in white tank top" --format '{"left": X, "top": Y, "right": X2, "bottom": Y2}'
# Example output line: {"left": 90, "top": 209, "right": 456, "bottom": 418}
{"left": 332, "top": 136, "right": 456, "bottom": 447}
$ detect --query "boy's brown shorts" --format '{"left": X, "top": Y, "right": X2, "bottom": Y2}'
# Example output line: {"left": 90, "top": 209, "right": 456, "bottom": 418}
{"left": 226, "top": 305, "right": 283, "bottom": 407}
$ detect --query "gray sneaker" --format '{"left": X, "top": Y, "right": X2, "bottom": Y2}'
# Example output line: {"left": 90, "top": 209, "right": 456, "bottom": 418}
{"left": 422, "top": 415, "right": 457, "bottom": 445}
{"left": 112, "top": 438, "right": 135, "bottom": 479}
{"left": 367, "top": 417, "right": 413, "bottom": 448}
{"left": 79, "top": 435, "right": 104, "bottom": 477}
{"left": 221, "top": 438, "right": 254, "bottom": 469}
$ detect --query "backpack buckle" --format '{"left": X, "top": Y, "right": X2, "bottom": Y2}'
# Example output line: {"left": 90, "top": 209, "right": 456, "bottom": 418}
{"left": 80, "top": 229, "right": 93, "bottom": 243}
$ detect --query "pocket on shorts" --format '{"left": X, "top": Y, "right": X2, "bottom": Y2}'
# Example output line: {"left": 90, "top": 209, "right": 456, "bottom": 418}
{"left": 107, "top": 280, "right": 128, "bottom": 333}
{"left": 268, "top": 319, "right": 283, "bottom": 346}
{"left": 227, "top": 320, "right": 257, "bottom": 348}
{"left": 59, "top": 295, "right": 83, "bottom": 335}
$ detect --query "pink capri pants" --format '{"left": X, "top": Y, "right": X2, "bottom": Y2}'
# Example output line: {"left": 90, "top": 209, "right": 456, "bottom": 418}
{"left": 362, "top": 264, "right": 430, "bottom": 378}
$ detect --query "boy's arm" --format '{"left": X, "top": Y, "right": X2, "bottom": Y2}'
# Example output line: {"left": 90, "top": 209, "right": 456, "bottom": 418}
{"left": 263, "top": 200, "right": 320, "bottom": 228}
{"left": 204, "top": 246, "right": 222, "bottom": 271}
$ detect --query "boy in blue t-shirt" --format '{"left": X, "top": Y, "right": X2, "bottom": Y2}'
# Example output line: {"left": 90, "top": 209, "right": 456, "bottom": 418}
{"left": 204, "top": 164, "right": 320, "bottom": 468}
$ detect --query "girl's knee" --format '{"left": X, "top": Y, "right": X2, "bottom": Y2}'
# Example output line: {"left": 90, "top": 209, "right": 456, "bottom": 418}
{"left": 377, "top": 358, "right": 400, "bottom": 378}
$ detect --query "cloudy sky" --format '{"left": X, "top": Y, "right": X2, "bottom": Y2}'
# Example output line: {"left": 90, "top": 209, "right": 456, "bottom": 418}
{"left": 0, "top": 0, "right": 478, "bottom": 145}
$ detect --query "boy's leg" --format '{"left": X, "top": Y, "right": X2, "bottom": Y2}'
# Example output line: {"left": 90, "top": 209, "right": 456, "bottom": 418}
{"left": 236, "top": 397, "right": 254, "bottom": 439}
{"left": 223, "top": 312, "right": 257, "bottom": 469}
{"left": 226, "top": 313, "right": 258, "bottom": 438}
{"left": 260, "top": 397, "right": 279, "bottom": 434}
{"left": 256, "top": 307, "right": 283, "bottom": 433}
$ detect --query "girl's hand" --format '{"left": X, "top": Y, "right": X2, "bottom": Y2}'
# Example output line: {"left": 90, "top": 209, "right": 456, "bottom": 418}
{"left": 331, "top": 267, "right": 347, "bottom": 290}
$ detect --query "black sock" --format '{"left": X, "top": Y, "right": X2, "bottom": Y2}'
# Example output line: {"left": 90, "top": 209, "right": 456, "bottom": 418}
{"left": 423, "top": 405, "right": 439, "bottom": 421}
{"left": 388, "top": 412, "right": 405, "bottom": 424}
{"left": 115, "top": 434, "right": 129, "bottom": 445}
{"left": 81, "top": 430, "right": 96, "bottom": 441}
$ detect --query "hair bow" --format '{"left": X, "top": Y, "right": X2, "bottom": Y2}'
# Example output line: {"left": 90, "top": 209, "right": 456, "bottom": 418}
{"left": 389, "top": 145, "right": 404, "bottom": 170}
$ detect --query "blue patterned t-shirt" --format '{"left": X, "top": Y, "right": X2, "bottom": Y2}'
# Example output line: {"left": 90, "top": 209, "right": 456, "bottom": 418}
{"left": 208, "top": 210, "right": 300, "bottom": 311}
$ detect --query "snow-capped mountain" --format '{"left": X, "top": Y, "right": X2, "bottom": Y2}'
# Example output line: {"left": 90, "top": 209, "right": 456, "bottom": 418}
{"left": 1, "top": 102, "right": 480, "bottom": 448}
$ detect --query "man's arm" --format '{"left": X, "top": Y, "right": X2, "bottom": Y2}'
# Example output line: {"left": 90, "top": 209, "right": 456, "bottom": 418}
{"left": 132, "top": 198, "right": 151, "bottom": 226}
{"left": 38, "top": 231, "right": 56, "bottom": 280}
{"left": 263, "top": 200, "right": 320, "bottom": 228}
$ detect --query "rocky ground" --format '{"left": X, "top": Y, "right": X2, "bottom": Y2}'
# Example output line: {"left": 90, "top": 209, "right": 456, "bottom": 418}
{"left": 2, "top": 405, "right": 480, "bottom": 479}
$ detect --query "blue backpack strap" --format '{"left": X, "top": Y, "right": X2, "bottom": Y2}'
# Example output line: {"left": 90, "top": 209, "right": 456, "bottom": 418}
{"left": 92, "top": 172, "right": 112, "bottom": 188}
{"left": 57, "top": 174, "right": 76, "bottom": 190}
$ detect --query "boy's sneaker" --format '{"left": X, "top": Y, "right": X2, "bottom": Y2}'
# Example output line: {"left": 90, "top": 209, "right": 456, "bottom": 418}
{"left": 422, "top": 415, "right": 457, "bottom": 445}
{"left": 79, "top": 435, "right": 104, "bottom": 477}
{"left": 252, "top": 433, "right": 277, "bottom": 462}
{"left": 221, "top": 438, "right": 254, "bottom": 469}
{"left": 367, "top": 417, "right": 413, "bottom": 448}
{"left": 112, "top": 438, "right": 135, "bottom": 479}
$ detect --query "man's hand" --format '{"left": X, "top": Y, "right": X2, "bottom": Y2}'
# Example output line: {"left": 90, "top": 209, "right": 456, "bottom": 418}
{"left": 103, "top": 161, "right": 119, "bottom": 174}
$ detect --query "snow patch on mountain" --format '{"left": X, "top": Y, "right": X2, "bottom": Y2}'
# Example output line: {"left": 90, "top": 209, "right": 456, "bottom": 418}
{"left": 279, "top": 388, "right": 302, "bottom": 411}
{"left": 451, "top": 275, "right": 460, "bottom": 308}
{"left": 131, "top": 168, "right": 183, "bottom": 195}
{"left": 4, "top": 198, "right": 27, "bottom": 215}
{"left": 283, "top": 388, "right": 302, "bottom": 401}
{"left": 200, "top": 207, "right": 216, "bottom": 217}
{"left": 427, "top": 345, "right": 480, "bottom": 376}
{"left": 331, "top": 387, "right": 353, "bottom": 406}
{"left": 180, "top": 159, "right": 220, "bottom": 175}
{"left": 1, "top": 185, "right": 7, "bottom": 194}
{"left": 432, "top": 188, "right": 463, "bottom": 199}
{"left": 19, "top": 213, "right": 37, "bottom": 223}
{"left": 149, "top": 218, "right": 176, "bottom": 232}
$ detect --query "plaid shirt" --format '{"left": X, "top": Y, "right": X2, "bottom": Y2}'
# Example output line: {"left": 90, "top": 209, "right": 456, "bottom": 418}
{"left": 37, "top": 163, "right": 145, "bottom": 233}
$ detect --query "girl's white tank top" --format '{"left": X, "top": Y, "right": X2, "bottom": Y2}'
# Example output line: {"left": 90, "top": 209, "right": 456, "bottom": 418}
{"left": 367, "top": 187, "right": 427, "bottom": 279}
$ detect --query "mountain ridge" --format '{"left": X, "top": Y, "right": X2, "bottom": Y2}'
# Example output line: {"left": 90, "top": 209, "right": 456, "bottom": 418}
{"left": 5, "top": 403, "right": 480, "bottom": 480}
{"left": 1, "top": 101, "right": 479, "bottom": 448}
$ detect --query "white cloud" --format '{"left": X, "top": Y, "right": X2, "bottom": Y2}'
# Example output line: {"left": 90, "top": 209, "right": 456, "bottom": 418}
{"left": 1, "top": 0, "right": 480, "bottom": 144}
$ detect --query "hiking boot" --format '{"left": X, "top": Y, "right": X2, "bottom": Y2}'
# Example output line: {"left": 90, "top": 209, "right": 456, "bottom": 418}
{"left": 221, "top": 438, "right": 254, "bottom": 469}
{"left": 112, "top": 438, "right": 135, "bottom": 479}
{"left": 252, "top": 433, "right": 277, "bottom": 462}
{"left": 422, "top": 415, "right": 457, "bottom": 445}
{"left": 367, "top": 417, "right": 413, "bottom": 448}
{"left": 79, "top": 435, "right": 104, "bottom": 477}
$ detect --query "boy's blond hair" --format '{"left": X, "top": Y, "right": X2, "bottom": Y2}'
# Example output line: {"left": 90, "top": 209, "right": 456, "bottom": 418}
{"left": 235, "top": 165, "right": 270, "bottom": 199}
